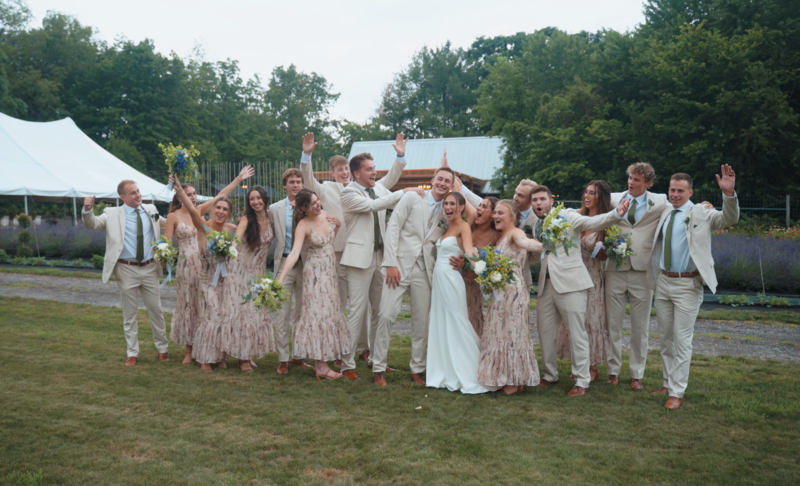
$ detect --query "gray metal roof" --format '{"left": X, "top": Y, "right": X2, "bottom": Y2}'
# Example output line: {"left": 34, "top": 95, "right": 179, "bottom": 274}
{"left": 348, "top": 136, "right": 505, "bottom": 193}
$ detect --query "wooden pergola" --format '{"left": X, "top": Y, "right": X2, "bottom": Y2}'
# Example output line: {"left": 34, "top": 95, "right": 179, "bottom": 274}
{"left": 312, "top": 168, "right": 488, "bottom": 194}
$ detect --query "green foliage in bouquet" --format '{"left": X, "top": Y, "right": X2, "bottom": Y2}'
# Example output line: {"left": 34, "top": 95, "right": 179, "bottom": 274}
{"left": 467, "top": 245, "right": 519, "bottom": 293}
{"left": 151, "top": 235, "right": 178, "bottom": 267}
{"left": 242, "top": 273, "right": 289, "bottom": 312}
{"left": 158, "top": 142, "right": 200, "bottom": 178}
{"left": 540, "top": 203, "right": 577, "bottom": 257}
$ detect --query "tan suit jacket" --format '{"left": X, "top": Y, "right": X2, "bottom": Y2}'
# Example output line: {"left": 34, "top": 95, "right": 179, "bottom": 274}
{"left": 647, "top": 193, "right": 739, "bottom": 294}
{"left": 382, "top": 191, "right": 446, "bottom": 286}
{"left": 83, "top": 204, "right": 165, "bottom": 283}
{"left": 519, "top": 210, "right": 540, "bottom": 289}
{"left": 608, "top": 191, "right": 669, "bottom": 271}
{"left": 300, "top": 157, "right": 405, "bottom": 253}
{"left": 269, "top": 198, "right": 309, "bottom": 276}
{"left": 340, "top": 182, "right": 403, "bottom": 269}
{"left": 537, "top": 209, "right": 622, "bottom": 293}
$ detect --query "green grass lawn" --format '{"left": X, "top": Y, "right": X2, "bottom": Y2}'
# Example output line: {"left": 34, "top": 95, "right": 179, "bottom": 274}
{"left": 1, "top": 296, "right": 800, "bottom": 485}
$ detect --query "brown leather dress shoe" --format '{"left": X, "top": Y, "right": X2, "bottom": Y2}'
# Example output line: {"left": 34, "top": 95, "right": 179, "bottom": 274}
{"left": 374, "top": 372, "right": 387, "bottom": 387}
{"left": 607, "top": 375, "right": 619, "bottom": 385}
{"left": 535, "top": 379, "right": 559, "bottom": 387}
{"left": 276, "top": 362, "right": 289, "bottom": 374}
{"left": 124, "top": 357, "right": 137, "bottom": 367}
{"left": 630, "top": 379, "right": 643, "bottom": 390}
{"left": 158, "top": 352, "right": 169, "bottom": 362}
{"left": 567, "top": 386, "right": 587, "bottom": 397}
{"left": 290, "top": 359, "right": 312, "bottom": 368}
{"left": 665, "top": 396, "right": 684, "bottom": 410}
{"left": 342, "top": 369, "right": 360, "bottom": 381}
{"left": 359, "top": 350, "right": 370, "bottom": 361}
{"left": 410, "top": 373, "right": 426, "bottom": 386}
{"left": 650, "top": 387, "right": 669, "bottom": 396}
{"left": 333, "top": 360, "right": 343, "bottom": 368}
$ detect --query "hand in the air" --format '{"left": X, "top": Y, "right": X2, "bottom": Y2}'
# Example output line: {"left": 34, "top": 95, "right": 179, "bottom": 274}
{"left": 392, "top": 133, "right": 409, "bottom": 156}
{"left": 385, "top": 267, "right": 401, "bottom": 289}
{"left": 83, "top": 196, "right": 95, "bottom": 211}
{"left": 302, "top": 132, "right": 317, "bottom": 156}
{"left": 716, "top": 164, "right": 736, "bottom": 197}
{"left": 440, "top": 148, "right": 449, "bottom": 168}
{"left": 239, "top": 165, "right": 255, "bottom": 181}
{"left": 616, "top": 197, "right": 632, "bottom": 217}
{"left": 168, "top": 174, "right": 175, "bottom": 185}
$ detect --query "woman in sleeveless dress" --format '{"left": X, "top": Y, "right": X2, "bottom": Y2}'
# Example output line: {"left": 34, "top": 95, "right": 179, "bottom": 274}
{"left": 164, "top": 167, "right": 253, "bottom": 364}
{"left": 278, "top": 189, "right": 350, "bottom": 380}
{"left": 461, "top": 197, "right": 500, "bottom": 337}
{"left": 476, "top": 200, "right": 544, "bottom": 396}
{"left": 221, "top": 186, "right": 276, "bottom": 372}
{"left": 172, "top": 177, "right": 238, "bottom": 371}
{"left": 426, "top": 192, "right": 497, "bottom": 394}
{"left": 555, "top": 181, "right": 612, "bottom": 381}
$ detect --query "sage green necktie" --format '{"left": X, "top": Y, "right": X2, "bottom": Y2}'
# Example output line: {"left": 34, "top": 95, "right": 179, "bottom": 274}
{"left": 367, "top": 188, "right": 380, "bottom": 252}
{"left": 535, "top": 222, "right": 542, "bottom": 240}
{"left": 136, "top": 208, "right": 144, "bottom": 263}
{"left": 627, "top": 198, "right": 638, "bottom": 225}
{"left": 663, "top": 209, "right": 678, "bottom": 271}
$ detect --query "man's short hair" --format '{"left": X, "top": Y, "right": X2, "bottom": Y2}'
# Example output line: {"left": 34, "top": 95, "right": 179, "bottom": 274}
{"left": 517, "top": 179, "right": 538, "bottom": 197}
{"left": 670, "top": 173, "right": 693, "bottom": 189}
{"left": 349, "top": 153, "right": 374, "bottom": 174}
{"left": 329, "top": 155, "right": 349, "bottom": 171}
{"left": 281, "top": 168, "right": 303, "bottom": 186}
{"left": 117, "top": 180, "right": 136, "bottom": 196}
{"left": 433, "top": 167, "right": 455, "bottom": 182}
{"left": 531, "top": 184, "right": 553, "bottom": 199}
{"left": 627, "top": 162, "right": 656, "bottom": 183}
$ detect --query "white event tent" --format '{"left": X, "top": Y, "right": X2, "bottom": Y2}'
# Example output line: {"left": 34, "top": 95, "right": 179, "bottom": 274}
{"left": 0, "top": 112, "right": 173, "bottom": 224}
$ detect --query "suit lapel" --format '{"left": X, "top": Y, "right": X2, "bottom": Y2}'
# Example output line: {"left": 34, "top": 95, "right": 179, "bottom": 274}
{"left": 276, "top": 199, "right": 286, "bottom": 240}
{"left": 117, "top": 207, "right": 126, "bottom": 242}
{"left": 425, "top": 203, "right": 443, "bottom": 240}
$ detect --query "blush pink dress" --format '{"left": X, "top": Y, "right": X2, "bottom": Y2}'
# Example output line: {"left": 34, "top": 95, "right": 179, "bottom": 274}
{"left": 192, "top": 245, "right": 230, "bottom": 364}
{"left": 170, "top": 220, "right": 201, "bottom": 345}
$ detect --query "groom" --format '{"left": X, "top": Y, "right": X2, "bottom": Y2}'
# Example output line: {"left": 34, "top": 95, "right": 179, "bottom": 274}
{"left": 82, "top": 180, "right": 168, "bottom": 367}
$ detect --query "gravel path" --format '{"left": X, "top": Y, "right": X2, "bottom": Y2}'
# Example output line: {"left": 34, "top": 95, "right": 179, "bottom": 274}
{"left": 2, "top": 272, "right": 799, "bottom": 362}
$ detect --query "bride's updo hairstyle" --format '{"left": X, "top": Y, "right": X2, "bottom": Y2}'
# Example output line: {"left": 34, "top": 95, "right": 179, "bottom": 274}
{"left": 496, "top": 199, "right": 522, "bottom": 228}
{"left": 292, "top": 189, "right": 317, "bottom": 231}
{"left": 444, "top": 191, "right": 466, "bottom": 217}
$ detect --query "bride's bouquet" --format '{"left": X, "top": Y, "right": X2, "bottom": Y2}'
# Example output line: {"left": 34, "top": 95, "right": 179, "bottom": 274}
{"left": 591, "top": 225, "right": 635, "bottom": 267}
{"left": 540, "top": 203, "right": 578, "bottom": 259}
{"left": 151, "top": 235, "right": 178, "bottom": 288}
{"left": 467, "top": 245, "right": 519, "bottom": 293}
{"left": 207, "top": 230, "right": 239, "bottom": 287}
{"left": 241, "top": 273, "right": 288, "bottom": 312}
{"left": 159, "top": 142, "right": 200, "bottom": 190}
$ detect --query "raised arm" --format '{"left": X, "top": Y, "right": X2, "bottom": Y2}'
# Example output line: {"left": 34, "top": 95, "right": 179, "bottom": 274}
{"left": 278, "top": 219, "right": 309, "bottom": 283}
{"left": 377, "top": 133, "right": 408, "bottom": 190}
{"left": 341, "top": 187, "right": 406, "bottom": 214}
{"left": 299, "top": 132, "right": 325, "bottom": 194}
{"left": 707, "top": 164, "right": 740, "bottom": 230}
{"left": 459, "top": 222, "right": 478, "bottom": 260}
{"left": 196, "top": 165, "right": 254, "bottom": 215}
{"left": 510, "top": 228, "right": 543, "bottom": 253}
{"left": 81, "top": 196, "right": 108, "bottom": 230}
{"left": 567, "top": 198, "right": 631, "bottom": 233}
{"left": 174, "top": 176, "right": 208, "bottom": 234}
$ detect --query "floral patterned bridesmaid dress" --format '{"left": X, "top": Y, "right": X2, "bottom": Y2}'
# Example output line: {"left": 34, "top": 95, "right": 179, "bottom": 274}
{"left": 170, "top": 220, "right": 201, "bottom": 346}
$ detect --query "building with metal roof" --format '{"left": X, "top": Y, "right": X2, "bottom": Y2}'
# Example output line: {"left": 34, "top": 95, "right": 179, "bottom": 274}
{"left": 347, "top": 136, "right": 505, "bottom": 194}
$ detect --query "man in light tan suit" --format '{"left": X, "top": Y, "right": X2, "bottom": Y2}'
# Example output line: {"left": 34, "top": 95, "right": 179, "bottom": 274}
{"left": 606, "top": 163, "right": 670, "bottom": 389}
{"left": 299, "top": 132, "right": 404, "bottom": 361}
{"left": 339, "top": 137, "right": 423, "bottom": 380}
{"left": 531, "top": 185, "right": 630, "bottom": 396}
{"left": 372, "top": 166, "right": 456, "bottom": 387}
{"left": 647, "top": 167, "right": 739, "bottom": 410}
{"left": 269, "top": 168, "right": 312, "bottom": 374}
{"left": 82, "top": 181, "right": 168, "bottom": 367}
{"left": 513, "top": 179, "right": 541, "bottom": 289}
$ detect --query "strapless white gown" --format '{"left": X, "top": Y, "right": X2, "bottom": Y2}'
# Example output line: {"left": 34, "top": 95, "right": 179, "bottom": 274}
{"left": 426, "top": 236, "right": 498, "bottom": 394}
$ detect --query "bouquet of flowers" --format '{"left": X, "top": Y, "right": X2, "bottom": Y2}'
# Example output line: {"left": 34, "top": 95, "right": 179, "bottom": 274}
{"left": 467, "top": 245, "right": 519, "bottom": 293}
{"left": 539, "top": 203, "right": 577, "bottom": 259}
{"left": 591, "top": 225, "right": 635, "bottom": 267}
{"left": 241, "top": 273, "right": 288, "bottom": 312}
{"left": 159, "top": 142, "right": 200, "bottom": 190}
{"left": 207, "top": 230, "right": 239, "bottom": 287}
{"left": 151, "top": 235, "right": 178, "bottom": 288}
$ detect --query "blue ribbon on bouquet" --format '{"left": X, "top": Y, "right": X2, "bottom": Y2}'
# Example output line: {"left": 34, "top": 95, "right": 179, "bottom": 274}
{"left": 541, "top": 247, "right": 564, "bottom": 266}
{"left": 160, "top": 263, "right": 172, "bottom": 289}
{"left": 211, "top": 261, "right": 227, "bottom": 287}
{"left": 166, "top": 181, "right": 174, "bottom": 191}
{"left": 590, "top": 242, "right": 604, "bottom": 259}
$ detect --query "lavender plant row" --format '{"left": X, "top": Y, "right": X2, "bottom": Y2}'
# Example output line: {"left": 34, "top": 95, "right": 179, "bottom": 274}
{"left": 712, "top": 234, "right": 800, "bottom": 294}
{"left": 0, "top": 225, "right": 105, "bottom": 260}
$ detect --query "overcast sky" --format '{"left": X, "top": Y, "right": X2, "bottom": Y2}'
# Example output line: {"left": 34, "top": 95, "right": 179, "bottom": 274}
{"left": 26, "top": 0, "right": 646, "bottom": 123}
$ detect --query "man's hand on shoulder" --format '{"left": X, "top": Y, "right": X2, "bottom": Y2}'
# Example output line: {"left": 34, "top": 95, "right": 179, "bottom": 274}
{"left": 403, "top": 187, "right": 424, "bottom": 198}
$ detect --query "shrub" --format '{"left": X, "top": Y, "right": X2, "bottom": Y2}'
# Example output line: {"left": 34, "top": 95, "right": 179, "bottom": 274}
{"left": 91, "top": 254, "right": 104, "bottom": 269}
{"left": 769, "top": 296, "right": 792, "bottom": 307}
{"left": 16, "top": 230, "right": 33, "bottom": 245}
{"left": 16, "top": 244, "right": 33, "bottom": 258}
{"left": 712, "top": 234, "right": 800, "bottom": 294}
{"left": 717, "top": 294, "right": 752, "bottom": 306}
{"left": 0, "top": 225, "right": 106, "bottom": 259}
{"left": 767, "top": 226, "right": 800, "bottom": 240}
{"left": 16, "top": 213, "right": 31, "bottom": 229}
{"left": 0, "top": 249, "right": 9, "bottom": 262}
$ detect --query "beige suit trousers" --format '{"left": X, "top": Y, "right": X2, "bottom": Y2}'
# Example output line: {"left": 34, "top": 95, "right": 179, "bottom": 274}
{"left": 537, "top": 280, "right": 591, "bottom": 388}
{"left": 341, "top": 250, "right": 384, "bottom": 371}
{"left": 373, "top": 258, "right": 431, "bottom": 374}
{"left": 115, "top": 261, "right": 168, "bottom": 357}
{"left": 274, "top": 257, "right": 304, "bottom": 362}
{"left": 605, "top": 269, "right": 653, "bottom": 379}
{"left": 654, "top": 274, "right": 703, "bottom": 398}
{"left": 335, "top": 251, "right": 369, "bottom": 353}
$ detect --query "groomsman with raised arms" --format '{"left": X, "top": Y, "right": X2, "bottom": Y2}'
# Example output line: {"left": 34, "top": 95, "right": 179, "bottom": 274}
{"left": 298, "top": 133, "right": 405, "bottom": 364}
{"left": 513, "top": 179, "right": 541, "bottom": 289}
{"left": 648, "top": 166, "right": 739, "bottom": 409}
{"left": 338, "top": 136, "right": 424, "bottom": 380}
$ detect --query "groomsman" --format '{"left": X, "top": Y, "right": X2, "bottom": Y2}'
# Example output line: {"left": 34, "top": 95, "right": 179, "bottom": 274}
{"left": 647, "top": 166, "right": 739, "bottom": 409}
{"left": 339, "top": 137, "right": 423, "bottom": 380}
{"left": 606, "top": 163, "right": 669, "bottom": 389}
{"left": 373, "top": 166, "right": 456, "bottom": 387}
{"left": 513, "top": 179, "right": 541, "bottom": 289}
{"left": 299, "top": 133, "right": 405, "bottom": 363}
{"left": 82, "top": 181, "right": 168, "bottom": 366}
{"left": 269, "top": 168, "right": 313, "bottom": 374}
{"left": 531, "top": 185, "right": 631, "bottom": 396}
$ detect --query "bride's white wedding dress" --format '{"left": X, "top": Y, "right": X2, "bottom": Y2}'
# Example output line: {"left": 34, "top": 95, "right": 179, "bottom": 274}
{"left": 426, "top": 236, "right": 498, "bottom": 394}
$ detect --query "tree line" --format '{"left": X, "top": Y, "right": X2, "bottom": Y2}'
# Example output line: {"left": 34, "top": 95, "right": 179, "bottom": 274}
{"left": 1, "top": 0, "right": 799, "bottom": 198}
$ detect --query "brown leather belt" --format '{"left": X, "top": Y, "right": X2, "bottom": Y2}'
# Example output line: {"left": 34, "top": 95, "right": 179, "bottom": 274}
{"left": 661, "top": 270, "right": 700, "bottom": 278}
{"left": 118, "top": 258, "right": 154, "bottom": 267}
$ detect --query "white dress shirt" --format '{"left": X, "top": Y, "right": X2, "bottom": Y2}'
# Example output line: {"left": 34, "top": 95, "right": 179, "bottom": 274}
{"left": 121, "top": 205, "right": 156, "bottom": 261}
{"left": 427, "top": 191, "right": 442, "bottom": 215}
{"left": 284, "top": 198, "right": 294, "bottom": 255}
{"left": 659, "top": 201, "right": 697, "bottom": 273}
{"left": 519, "top": 207, "right": 533, "bottom": 228}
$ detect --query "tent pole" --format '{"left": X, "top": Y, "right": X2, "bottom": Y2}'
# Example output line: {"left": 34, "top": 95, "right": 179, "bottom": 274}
{"left": 24, "top": 195, "right": 28, "bottom": 215}
{"left": 116, "top": 198, "right": 119, "bottom": 207}
{"left": 73, "top": 197, "right": 77, "bottom": 227}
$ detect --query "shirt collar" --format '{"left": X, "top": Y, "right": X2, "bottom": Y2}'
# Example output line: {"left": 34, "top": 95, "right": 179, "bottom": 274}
{"left": 675, "top": 200, "right": 692, "bottom": 213}
{"left": 628, "top": 192, "right": 647, "bottom": 203}
{"left": 520, "top": 207, "right": 532, "bottom": 220}
{"left": 350, "top": 180, "right": 368, "bottom": 192}
{"left": 284, "top": 198, "right": 293, "bottom": 211}
{"left": 124, "top": 204, "right": 141, "bottom": 214}
{"left": 427, "top": 191, "right": 439, "bottom": 207}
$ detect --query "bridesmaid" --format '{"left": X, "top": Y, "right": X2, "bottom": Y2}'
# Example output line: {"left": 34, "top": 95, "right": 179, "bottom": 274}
{"left": 164, "top": 167, "right": 254, "bottom": 365}
{"left": 462, "top": 197, "right": 500, "bottom": 337}
{"left": 278, "top": 189, "right": 351, "bottom": 380}
{"left": 476, "top": 200, "right": 544, "bottom": 396}
{"left": 221, "top": 186, "right": 276, "bottom": 372}
{"left": 173, "top": 177, "right": 236, "bottom": 372}
{"left": 555, "top": 181, "right": 612, "bottom": 382}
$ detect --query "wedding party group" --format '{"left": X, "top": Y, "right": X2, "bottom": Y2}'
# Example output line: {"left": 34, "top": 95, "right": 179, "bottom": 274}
{"left": 82, "top": 132, "right": 739, "bottom": 410}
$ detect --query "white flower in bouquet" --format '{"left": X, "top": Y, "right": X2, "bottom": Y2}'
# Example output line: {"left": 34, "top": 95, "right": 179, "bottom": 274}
{"left": 618, "top": 242, "right": 627, "bottom": 253}
{"left": 473, "top": 260, "right": 487, "bottom": 274}
{"left": 489, "top": 271, "right": 502, "bottom": 283}
{"left": 229, "top": 247, "right": 238, "bottom": 258}
{"left": 157, "top": 242, "right": 168, "bottom": 250}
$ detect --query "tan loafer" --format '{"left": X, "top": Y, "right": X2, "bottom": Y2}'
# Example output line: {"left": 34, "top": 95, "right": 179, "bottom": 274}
{"left": 607, "top": 375, "right": 619, "bottom": 385}
{"left": 374, "top": 372, "right": 387, "bottom": 387}
{"left": 158, "top": 352, "right": 169, "bottom": 362}
{"left": 630, "top": 379, "right": 643, "bottom": 390}
{"left": 650, "top": 387, "right": 669, "bottom": 396}
{"left": 567, "top": 386, "right": 587, "bottom": 397}
{"left": 124, "top": 357, "right": 137, "bottom": 367}
{"left": 665, "top": 396, "right": 684, "bottom": 410}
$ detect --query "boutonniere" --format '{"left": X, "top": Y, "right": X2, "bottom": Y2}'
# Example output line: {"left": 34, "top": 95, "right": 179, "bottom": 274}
{"left": 437, "top": 219, "right": 448, "bottom": 230}
{"left": 647, "top": 199, "right": 654, "bottom": 209}
{"left": 523, "top": 224, "right": 533, "bottom": 236}
{"left": 144, "top": 207, "right": 160, "bottom": 222}
{"left": 684, "top": 217, "right": 690, "bottom": 226}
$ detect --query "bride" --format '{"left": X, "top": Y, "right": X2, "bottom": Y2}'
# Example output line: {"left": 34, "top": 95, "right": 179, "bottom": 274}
{"left": 426, "top": 192, "right": 499, "bottom": 394}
